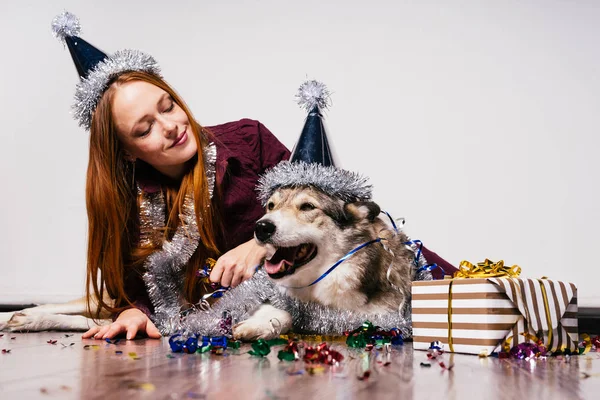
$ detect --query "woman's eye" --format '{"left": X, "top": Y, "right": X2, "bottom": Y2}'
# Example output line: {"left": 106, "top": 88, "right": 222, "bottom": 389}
{"left": 300, "top": 203, "right": 315, "bottom": 211}
{"left": 139, "top": 123, "right": 153, "bottom": 137}
{"left": 165, "top": 102, "right": 175, "bottom": 112}
{"left": 267, "top": 202, "right": 275, "bottom": 211}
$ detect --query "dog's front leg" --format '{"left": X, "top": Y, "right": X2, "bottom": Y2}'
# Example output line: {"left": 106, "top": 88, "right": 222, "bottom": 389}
{"left": 232, "top": 304, "right": 292, "bottom": 341}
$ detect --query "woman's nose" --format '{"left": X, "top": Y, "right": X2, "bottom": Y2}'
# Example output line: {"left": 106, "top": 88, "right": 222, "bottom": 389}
{"left": 161, "top": 117, "right": 178, "bottom": 138}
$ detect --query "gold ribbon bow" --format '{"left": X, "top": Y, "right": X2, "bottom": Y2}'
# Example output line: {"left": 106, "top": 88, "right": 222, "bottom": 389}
{"left": 453, "top": 259, "right": 521, "bottom": 279}
{"left": 446, "top": 259, "right": 521, "bottom": 353}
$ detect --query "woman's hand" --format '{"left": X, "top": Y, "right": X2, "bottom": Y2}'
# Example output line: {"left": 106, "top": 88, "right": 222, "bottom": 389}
{"left": 82, "top": 308, "right": 161, "bottom": 340}
{"left": 210, "top": 239, "right": 266, "bottom": 288}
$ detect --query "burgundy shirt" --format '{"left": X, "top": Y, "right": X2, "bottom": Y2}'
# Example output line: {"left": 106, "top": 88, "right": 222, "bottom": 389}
{"left": 121, "top": 118, "right": 456, "bottom": 318}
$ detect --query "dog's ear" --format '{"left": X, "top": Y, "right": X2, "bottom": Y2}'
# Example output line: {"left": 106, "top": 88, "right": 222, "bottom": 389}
{"left": 344, "top": 201, "right": 381, "bottom": 222}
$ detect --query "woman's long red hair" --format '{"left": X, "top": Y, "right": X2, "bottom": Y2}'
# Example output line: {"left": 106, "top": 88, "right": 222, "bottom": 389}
{"left": 85, "top": 71, "right": 222, "bottom": 318}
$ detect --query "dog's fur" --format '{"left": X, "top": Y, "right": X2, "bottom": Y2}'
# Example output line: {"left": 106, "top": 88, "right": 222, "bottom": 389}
{"left": 0, "top": 294, "right": 112, "bottom": 332}
{"left": 232, "top": 186, "right": 416, "bottom": 341}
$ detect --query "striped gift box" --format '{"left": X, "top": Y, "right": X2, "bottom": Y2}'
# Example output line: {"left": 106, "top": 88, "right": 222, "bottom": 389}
{"left": 412, "top": 278, "right": 578, "bottom": 355}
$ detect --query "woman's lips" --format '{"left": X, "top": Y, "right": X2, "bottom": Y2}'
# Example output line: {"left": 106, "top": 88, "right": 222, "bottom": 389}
{"left": 172, "top": 130, "right": 188, "bottom": 147}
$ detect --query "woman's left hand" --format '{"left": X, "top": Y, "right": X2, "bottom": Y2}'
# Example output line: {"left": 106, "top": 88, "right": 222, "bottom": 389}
{"left": 210, "top": 239, "right": 266, "bottom": 287}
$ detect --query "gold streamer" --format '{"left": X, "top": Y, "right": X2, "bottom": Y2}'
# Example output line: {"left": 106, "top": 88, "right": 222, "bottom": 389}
{"left": 279, "top": 333, "right": 347, "bottom": 343}
{"left": 580, "top": 333, "right": 592, "bottom": 354}
{"left": 454, "top": 259, "right": 521, "bottom": 279}
{"left": 447, "top": 280, "right": 455, "bottom": 352}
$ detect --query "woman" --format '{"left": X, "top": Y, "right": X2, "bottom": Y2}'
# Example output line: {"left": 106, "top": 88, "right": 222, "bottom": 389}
{"left": 51, "top": 12, "right": 289, "bottom": 340}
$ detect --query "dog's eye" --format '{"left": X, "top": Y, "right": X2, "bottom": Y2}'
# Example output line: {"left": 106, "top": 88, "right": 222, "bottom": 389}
{"left": 267, "top": 202, "right": 275, "bottom": 211}
{"left": 300, "top": 203, "right": 316, "bottom": 211}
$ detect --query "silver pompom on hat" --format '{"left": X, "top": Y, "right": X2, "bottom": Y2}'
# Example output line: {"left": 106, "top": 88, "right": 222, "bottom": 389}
{"left": 257, "top": 80, "right": 373, "bottom": 205}
{"left": 51, "top": 11, "right": 162, "bottom": 130}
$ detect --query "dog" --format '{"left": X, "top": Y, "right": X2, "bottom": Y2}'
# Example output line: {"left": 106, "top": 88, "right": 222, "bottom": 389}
{"left": 0, "top": 294, "right": 112, "bottom": 332}
{"left": 231, "top": 186, "right": 417, "bottom": 341}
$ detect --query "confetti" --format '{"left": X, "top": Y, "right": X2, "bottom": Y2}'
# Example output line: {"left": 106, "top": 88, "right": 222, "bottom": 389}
{"left": 128, "top": 352, "right": 140, "bottom": 360}
{"left": 124, "top": 381, "right": 155, "bottom": 392}
{"left": 306, "top": 365, "right": 325, "bottom": 375}
{"left": 83, "top": 345, "right": 100, "bottom": 350}
{"left": 47, "top": 340, "right": 57, "bottom": 345}
{"left": 2, "top": 349, "right": 11, "bottom": 354}
{"left": 116, "top": 351, "right": 123, "bottom": 355}
{"left": 61, "top": 343, "right": 75, "bottom": 348}
{"left": 358, "top": 371, "right": 371, "bottom": 381}
{"left": 439, "top": 361, "right": 454, "bottom": 371}
{"left": 186, "top": 392, "right": 206, "bottom": 399}
{"left": 420, "top": 362, "right": 431, "bottom": 368}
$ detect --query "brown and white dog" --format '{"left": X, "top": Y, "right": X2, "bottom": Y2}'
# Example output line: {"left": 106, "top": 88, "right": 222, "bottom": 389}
{"left": 232, "top": 186, "right": 417, "bottom": 340}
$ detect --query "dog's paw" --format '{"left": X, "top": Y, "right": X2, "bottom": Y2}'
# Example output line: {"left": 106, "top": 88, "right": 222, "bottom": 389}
{"left": 232, "top": 318, "right": 280, "bottom": 341}
{"left": 6, "top": 312, "right": 46, "bottom": 332}
{"left": 0, "top": 312, "right": 14, "bottom": 331}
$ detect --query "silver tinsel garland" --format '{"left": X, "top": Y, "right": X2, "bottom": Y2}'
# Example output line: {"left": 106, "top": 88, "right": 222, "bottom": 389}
{"left": 180, "top": 267, "right": 432, "bottom": 339}
{"left": 139, "top": 144, "right": 216, "bottom": 334}
{"left": 256, "top": 161, "right": 373, "bottom": 206}
{"left": 73, "top": 50, "right": 162, "bottom": 130}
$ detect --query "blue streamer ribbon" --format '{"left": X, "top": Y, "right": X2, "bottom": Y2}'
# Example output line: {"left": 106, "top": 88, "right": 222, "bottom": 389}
{"left": 281, "top": 237, "right": 385, "bottom": 289}
{"left": 281, "top": 211, "right": 445, "bottom": 289}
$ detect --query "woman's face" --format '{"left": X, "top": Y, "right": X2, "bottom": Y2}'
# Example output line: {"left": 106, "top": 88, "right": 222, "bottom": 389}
{"left": 112, "top": 80, "right": 198, "bottom": 179}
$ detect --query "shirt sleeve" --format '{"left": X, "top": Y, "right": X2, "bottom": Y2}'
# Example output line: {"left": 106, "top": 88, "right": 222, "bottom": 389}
{"left": 421, "top": 246, "right": 457, "bottom": 280}
{"left": 257, "top": 121, "right": 290, "bottom": 173}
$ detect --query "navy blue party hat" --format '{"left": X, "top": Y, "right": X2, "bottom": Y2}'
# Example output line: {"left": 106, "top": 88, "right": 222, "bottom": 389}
{"left": 291, "top": 80, "right": 337, "bottom": 167}
{"left": 51, "top": 11, "right": 108, "bottom": 79}
{"left": 51, "top": 11, "right": 162, "bottom": 130}
{"left": 256, "top": 80, "right": 372, "bottom": 205}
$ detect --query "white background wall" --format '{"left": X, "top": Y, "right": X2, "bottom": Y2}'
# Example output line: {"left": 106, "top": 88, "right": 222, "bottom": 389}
{"left": 1, "top": 0, "right": 598, "bottom": 306}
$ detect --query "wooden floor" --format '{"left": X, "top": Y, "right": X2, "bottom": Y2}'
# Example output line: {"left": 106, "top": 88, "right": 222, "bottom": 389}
{"left": 1, "top": 332, "right": 599, "bottom": 399}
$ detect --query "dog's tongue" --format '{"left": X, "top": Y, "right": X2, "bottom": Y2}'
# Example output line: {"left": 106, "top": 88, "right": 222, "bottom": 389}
{"left": 264, "top": 247, "right": 297, "bottom": 275}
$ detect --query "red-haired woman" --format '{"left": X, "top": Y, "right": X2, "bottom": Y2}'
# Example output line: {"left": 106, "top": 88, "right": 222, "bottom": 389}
{"left": 51, "top": 12, "right": 289, "bottom": 340}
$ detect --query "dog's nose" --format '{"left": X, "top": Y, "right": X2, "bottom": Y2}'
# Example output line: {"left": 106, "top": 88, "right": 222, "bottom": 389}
{"left": 255, "top": 220, "right": 276, "bottom": 242}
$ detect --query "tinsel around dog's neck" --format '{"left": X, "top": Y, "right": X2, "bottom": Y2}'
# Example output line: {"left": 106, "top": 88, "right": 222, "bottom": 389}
{"left": 256, "top": 161, "right": 373, "bottom": 206}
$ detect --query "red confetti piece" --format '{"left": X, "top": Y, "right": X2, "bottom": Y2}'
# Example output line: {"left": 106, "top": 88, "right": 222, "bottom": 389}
{"left": 439, "top": 361, "right": 454, "bottom": 370}
{"left": 2, "top": 349, "right": 11, "bottom": 354}
{"left": 302, "top": 342, "right": 344, "bottom": 365}
{"left": 47, "top": 340, "right": 57, "bottom": 345}
{"left": 358, "top": 371, "right": 371, "bottom": 381}
{"left": 10, "top": 337, "right": 16, "bottom": 340}
{"left": 0, "top": 334, "right": 3, "bottom": 337}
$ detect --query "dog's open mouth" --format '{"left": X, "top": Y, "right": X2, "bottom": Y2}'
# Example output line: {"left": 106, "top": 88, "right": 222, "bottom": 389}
{"left": 264, "top": 243, "right": 318, "bottom": 279}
